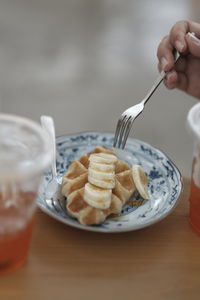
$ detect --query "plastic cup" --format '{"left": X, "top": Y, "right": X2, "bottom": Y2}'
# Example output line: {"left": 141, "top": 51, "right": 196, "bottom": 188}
{"left": 187, "top": 103, "right": 200, "bottom": 234}
{"left": 0, "top": 114, "right": 52, "bottom": 274}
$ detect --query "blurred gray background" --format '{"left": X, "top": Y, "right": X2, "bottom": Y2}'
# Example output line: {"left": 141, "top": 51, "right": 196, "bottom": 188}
{"left": 0, "top": 0, "right": 200, "bottom": 177}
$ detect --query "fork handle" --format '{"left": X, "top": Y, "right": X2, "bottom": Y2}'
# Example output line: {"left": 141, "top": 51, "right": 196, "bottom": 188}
{"left": 143, "top": 51, "right": 180, "bottom": 105}
{"left": 143, "top": 70, "right": 166, "bottom": 104}
{"left": 40, "top": 115, "right": 57, "bottom": 178}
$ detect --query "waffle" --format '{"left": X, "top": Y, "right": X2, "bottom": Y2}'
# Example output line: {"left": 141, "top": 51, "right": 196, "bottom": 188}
{"left": 61, "top": 146, "right": 136, "bottom": 225}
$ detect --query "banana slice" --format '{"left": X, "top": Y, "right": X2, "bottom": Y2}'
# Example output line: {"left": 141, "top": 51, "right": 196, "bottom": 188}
{"left": 88, "top": 153, "right": 116, "bottom": 189}
{"left": 89, "top": 153, "right": 117, "bottom": 165}
{"left": 88, "top": 168, "right": 115, "bottom": 181}
{"left": 132, "top": 165, "right": 149, "bottom": 199}
{"left": 84, "top": 183, "right": 112, "bottom": 209}
{"left": 88, "top": 175, "right": 115, "bottom": 189}
{"left": 90, "top": 161, "right": 115, "bottom": 173}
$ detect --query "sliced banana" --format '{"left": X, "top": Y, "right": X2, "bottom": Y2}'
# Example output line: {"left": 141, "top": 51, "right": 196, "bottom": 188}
{"left": 89, "top": 161, "right": 115, "bottom": 172}
{"left": 132, "top": 165, "right": 149, "bottom": 199}
{"left": 84, "top": 183, "right": 112, "bottom": 209}
{"left": 88, "top": 153, "right": 116, "bottom": 189}
{"left": 88, "top": 175, "right": 115, "bottom": 189}
{"left": 88, "top": 168, "right": 115, "bottom": 181}
{"left": 89, "top": 153, "right": 117, "bottom": 165}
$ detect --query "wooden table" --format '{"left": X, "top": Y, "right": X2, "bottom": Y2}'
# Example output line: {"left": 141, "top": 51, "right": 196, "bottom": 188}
{"left": 1, "top": 178, "right": 200, "bottom": 300}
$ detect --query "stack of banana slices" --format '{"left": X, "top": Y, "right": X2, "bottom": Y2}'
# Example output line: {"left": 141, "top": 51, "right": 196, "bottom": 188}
{"left": 61, "top": 146, "right": 149, "bottom": 225}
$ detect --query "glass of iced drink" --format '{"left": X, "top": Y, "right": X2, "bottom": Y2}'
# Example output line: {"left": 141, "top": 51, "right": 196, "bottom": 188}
{"left": 0, "top": 114, "right": 52, "bottom": 274}
{"left": 187, "top": 103, "right": 200, "bottom": 234}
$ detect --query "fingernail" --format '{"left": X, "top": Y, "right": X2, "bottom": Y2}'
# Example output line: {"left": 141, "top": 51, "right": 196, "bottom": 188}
{"left": 187, "top": 32, "right": 200, "bottom": 45}
{"left": 175, "top": 40, "right": 185, "bottom": 52}
{"left": 167, "top": 70, "right": 174, "bottom": 78}
{"left": 166, "top": 71, "right": 176, "bottom": 89}
{"left": 166, "top": 70, "right": 177, "bottom": 83}
{"left": 161, "top": 57, "right": 168, "bottom": 70}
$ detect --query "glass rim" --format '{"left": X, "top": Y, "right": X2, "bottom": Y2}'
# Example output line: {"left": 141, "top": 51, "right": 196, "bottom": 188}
{"left": 0, "top": 113, "right": 53, "bottom": 181}
{"left": 187, "top": 102, "right": 200, "bottom": 141}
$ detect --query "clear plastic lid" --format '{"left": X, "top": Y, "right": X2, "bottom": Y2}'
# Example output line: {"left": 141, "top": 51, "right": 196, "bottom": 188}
{"left": 187, "top": 103, "right": 200, "bottom": 188}
{"left": 0, "top": 114, "right": 53, "bottom": 182}
{"left": 187, "top": 102, "right": 200, "bottom": 140}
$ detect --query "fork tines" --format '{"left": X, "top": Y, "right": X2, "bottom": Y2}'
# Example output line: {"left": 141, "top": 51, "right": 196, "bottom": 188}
{"left": 113, "top": 114, "right": 133, "bottom": 149}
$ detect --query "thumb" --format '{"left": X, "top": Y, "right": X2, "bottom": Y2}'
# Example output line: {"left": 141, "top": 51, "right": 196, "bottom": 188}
{"left": 186, "top": 32, "right": 200, "bottom": 57}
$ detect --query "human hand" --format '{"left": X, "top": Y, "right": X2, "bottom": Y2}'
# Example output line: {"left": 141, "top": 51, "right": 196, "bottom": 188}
{"left": 157, "top": 20, "right": 200, "bottom": 99}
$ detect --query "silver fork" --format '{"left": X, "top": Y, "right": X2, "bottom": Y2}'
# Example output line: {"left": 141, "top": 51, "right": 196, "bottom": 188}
{"left": 40, "top": 115, "right": 66, "bottom": 215}
{"left": 113, "top": 52, "right": 180, "bottom": 149}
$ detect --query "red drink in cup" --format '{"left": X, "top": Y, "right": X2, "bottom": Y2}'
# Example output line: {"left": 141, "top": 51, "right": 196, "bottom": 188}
{"left": 0, "top": 114, "right": 52, "bottom": 274}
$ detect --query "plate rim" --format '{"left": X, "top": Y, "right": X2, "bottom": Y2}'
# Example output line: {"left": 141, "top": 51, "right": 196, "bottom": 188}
{"left": 37, "top": 131, "right": 183, "bottom": 233}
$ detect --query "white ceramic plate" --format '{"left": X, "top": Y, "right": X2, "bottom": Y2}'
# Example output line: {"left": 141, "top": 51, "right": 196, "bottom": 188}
{"left": 37, "top": 132, "right": 183, "bottom": 233}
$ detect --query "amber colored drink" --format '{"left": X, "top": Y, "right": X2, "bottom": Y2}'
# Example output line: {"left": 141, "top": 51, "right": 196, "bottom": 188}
{"left": 0, "top": 113, "right": 52, "bottom": 275}
{"left": 0, "top": 218, "right": 34, "bottom": 275}
{"left": 189, "top": 178, "right": 200, "bottom": 234}
{"left": 0, "top": 191, "right": 36, "bottom": 275}
{"left": 189, "top": 157, "right": 200, "bottom": 234}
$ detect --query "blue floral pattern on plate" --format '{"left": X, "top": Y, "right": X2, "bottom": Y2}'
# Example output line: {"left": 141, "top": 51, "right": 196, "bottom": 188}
{"left": 37, "top": 132, "right": 183, "bottom": 233}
